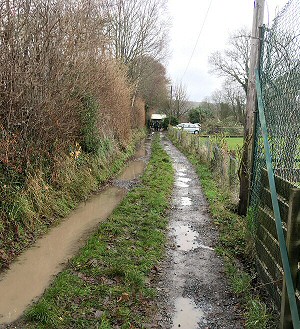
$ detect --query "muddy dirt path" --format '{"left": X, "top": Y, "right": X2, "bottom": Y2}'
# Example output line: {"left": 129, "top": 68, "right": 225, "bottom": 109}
{"left": 155, "top": 135, "right": 243, "bottom": 328}
{"left": 0, "top": 138, "right": 151, "bottom": 326}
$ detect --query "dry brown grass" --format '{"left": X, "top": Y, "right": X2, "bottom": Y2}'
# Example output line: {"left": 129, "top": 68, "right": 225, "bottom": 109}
{"left": 96, "top": 60, "right": 133, "bottom": 145}
{"left": 0, "top": 0, "right": 142, "bottom": 172}
{"left": 131, "top": 97, "right": 146, "bottom": 129}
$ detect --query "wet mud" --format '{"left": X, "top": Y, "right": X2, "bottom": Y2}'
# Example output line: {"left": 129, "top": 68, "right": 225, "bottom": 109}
{"left": 155, "top": 134, "right": 243, "bottom": 328}
{"left": 0, "top": 140, "right": 150, "bottom": 326}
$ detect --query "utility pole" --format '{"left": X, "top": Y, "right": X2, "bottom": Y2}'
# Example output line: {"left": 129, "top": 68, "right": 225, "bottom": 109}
{"left": 238, "top": 0, "right": 265, "bottom": 215}
{"left": 168, "top": 85, "right": 173, "bottom": 125}
{"left": 170, "top": 85, "right": 173, "bottom": 117}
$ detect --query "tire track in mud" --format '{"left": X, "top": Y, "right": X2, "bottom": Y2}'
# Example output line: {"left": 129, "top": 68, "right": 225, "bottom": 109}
{"left": 155, "top": 135, "right": 243, "bottom": 329}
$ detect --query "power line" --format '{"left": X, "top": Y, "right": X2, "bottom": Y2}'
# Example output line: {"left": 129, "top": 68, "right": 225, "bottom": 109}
{"left": 181, "top": 0, "right": 213, "bottom": 80}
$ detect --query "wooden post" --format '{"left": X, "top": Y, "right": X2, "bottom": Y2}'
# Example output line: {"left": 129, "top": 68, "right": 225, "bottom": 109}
{"left": 238, "top": 0, "right": 265, "bottom": 215}
{"left": 280, "top": 189, "right": 300, "bottom": 329}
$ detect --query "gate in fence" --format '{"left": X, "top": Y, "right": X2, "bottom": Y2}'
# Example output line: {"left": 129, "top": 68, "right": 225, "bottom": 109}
{"left": 250, "top": 0, "right": 300, "bottom": 327}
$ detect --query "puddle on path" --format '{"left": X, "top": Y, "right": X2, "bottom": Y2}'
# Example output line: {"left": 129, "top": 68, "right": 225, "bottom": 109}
{"left": 174, "top": 164, "right": 187, "bottom": 172}
{"left": 172, "top": 297, "right": 204, "bottom": 329}
{"left": 173, "top": 224, "right": 199, "bottom": 251}
{"left": 117, "top": 142, "right": 147, "bottom": 181}
{"left": 0, "top": 144, "right": 147, "bottom": 325}
{"left": 0, "top": 187, "right": 126, "bottom": 324}
{"left": 134, "top": 143, "right": 146, "bottom": 158}
{"left": 175, "top": 177, "right": 190, "bottom": 188}
{"left": 177, "top": 177, "right": 191, "bottom": 183}
{"left": 198, "top": 243, "right": 214, "bottom": 251}
{"left": 172, "top": 224, "right": 214, "bottom": 252}
{"left": 181, "top": 196, "right": 192, "bottom": 206}
{"left": 117, "top": 160, "right": 145, "bottom": 180}
{"left": 175, "top": 181, "right": 189, "bottom": 188}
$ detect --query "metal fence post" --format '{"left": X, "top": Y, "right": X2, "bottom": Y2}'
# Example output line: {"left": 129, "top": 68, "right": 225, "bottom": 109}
{"left": 229, "top": 156, "right": 236, "bottom": 186}
{"left": 280, "top": 189, "right": 300, "bottom": 329}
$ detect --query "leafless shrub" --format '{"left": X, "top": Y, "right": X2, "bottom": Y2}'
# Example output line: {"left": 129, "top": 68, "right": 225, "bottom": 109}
{"left": 131, "top": 97, "right": 145, "bottom": 129}
{"left": 95, "top": 59, "right": 132, "bottom": 145}
{"left": 0, "top": 0, "right": 136, "bottom": 172}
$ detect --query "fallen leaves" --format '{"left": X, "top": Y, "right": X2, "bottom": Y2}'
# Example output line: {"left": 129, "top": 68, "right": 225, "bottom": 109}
{"left": 117, "top": 292, "right": 130, "bottom": 303}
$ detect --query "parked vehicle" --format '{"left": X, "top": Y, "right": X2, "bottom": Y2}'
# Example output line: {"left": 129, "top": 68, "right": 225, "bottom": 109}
{"left": 176, "top": 123, "right": 200, "bottom": 134}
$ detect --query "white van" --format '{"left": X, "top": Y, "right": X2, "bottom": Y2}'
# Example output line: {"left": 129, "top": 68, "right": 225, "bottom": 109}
{"left": 176, "top": 123, "right": 200, "bottom": 134}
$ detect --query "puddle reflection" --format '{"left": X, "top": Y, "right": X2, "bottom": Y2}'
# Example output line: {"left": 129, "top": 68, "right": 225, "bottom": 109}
{"left": 172, "top": 224, "right": 214, "bottom": 252}
{"left": 178, "top": 171, "right": 186, "bottom": 177}
{"left": 173, "top": 224, "right": 199, "bottom": 251}
{"left": 174, "top": 164, "right": 187, "bottom": 172}
{"left": 172, "top": 297, "right": 204, "bottom": 329}
{"left": 177, "top": 177, "right": 191, "bottom": 183}
{"left": 117, "top": 160, "right": 146, "bottom": 180}
{"left": 175, "top": 181, "right": 189, "bottom": 188}
{"left": 181, "top": 196, "right": 192, "bottom": 206}
{"left": 175, "top": 176, "right": 191, "bottom": 188}
{"left": 199, "top": 243, "right": 214, "bottom": 251}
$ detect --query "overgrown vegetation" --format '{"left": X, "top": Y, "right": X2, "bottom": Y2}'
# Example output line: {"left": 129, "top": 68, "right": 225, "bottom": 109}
{"left": 24, "top": 136, "right": 174, "bottom": 328}
{"left": 0, "top": 0, "right": 171, "bottom": 269}
{"left": 0, "top": 130, "right": 145, "bottom": 269}
{"left": 169, "top": 133, "right": 272, "bottom": 329}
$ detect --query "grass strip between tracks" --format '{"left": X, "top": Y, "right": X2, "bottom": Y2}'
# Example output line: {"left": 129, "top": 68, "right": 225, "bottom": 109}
{"left": 24, "top": 135, "right": 174, "bottom": 328}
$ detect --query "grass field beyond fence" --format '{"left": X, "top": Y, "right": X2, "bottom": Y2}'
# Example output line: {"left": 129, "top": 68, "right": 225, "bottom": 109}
{"left": 199, "top": 136, "right": 243, "bottom": 152}
{"left": 225, "top": 137, "right": 243, "bottom": 151}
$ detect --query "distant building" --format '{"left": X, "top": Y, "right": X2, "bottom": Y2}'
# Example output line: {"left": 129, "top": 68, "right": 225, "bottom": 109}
{"left": 150, "top": 113, "right": 166, "bottom": 131}
{"left": 150, "top": 114, "right": 167, "bottom": 121}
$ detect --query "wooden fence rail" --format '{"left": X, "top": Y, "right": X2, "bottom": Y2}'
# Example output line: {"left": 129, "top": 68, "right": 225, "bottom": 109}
{"left": 256, "top": 169, "right": 300, "bottom": 328}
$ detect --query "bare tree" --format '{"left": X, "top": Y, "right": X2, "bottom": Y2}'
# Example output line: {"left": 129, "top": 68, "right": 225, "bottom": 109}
{"left": 103, "top": 0, "right": 168, "bottom": 65}
{"left": 209, "top": 80, "right": 246, "bottom": 126}
{"left": 222, "top": 80, "right": 246, "bottom": 125}
{"left": 101, "top": 0, "right": 169, "bottom": 106}
{"left": 172, "top": 82, "right": 189, "bottom": 119}
{"left": 137, "top": 56, "right": 169, "bottom": 110}
{"left": 209, "top": 28, "right": 251, "bottom": 95}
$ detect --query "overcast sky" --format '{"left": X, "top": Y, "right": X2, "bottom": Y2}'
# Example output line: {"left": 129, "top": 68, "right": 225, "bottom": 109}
{"left": 167, "top": 0, "right": 289, "bottom": 102}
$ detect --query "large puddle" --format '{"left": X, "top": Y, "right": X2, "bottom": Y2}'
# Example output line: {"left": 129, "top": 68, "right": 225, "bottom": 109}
{"left": 172, "top": 224, "right": 214, "bottom": 252}
{"left": 118, "top": 160, "right": 145, "bottom": 180}
{"left": 0, "top": 143, "right": 147, "bottom": 325}
{"left": 173, "top": 224, "right": 199, "bottom": 251}
{"left": 181, "top": 196, "right": 192, "bottom": 206}
{"left": 172, "top": 297, "right": 204, "bottom": 328}
{"left": 175, "top": 174, "right": 191, "bottom": 188}
{"left": 134, "top": 143, "right": 146, "bottom": 158}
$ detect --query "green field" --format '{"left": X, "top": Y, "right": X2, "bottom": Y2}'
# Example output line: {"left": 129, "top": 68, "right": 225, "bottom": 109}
{"left": 225, "top": 137, "right": 244, "bottom": 151}
{"left": 199, "top": 136, "right": 243, "bottom": 152}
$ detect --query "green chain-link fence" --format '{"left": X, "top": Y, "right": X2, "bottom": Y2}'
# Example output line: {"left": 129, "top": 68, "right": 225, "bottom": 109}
{"left": 250, "top": 0, "right": 300, "bottom": 326}
{"left": 251, "top": 0, "right": 300, "bottom": 196}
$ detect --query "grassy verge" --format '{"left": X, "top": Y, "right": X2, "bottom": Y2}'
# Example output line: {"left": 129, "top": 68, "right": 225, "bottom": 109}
{"left": 24, "top": 135, "right": 174, "bottom": 328}
{"left": 0, "top": 130, "right": 146, "bottom": 270}
{"left": 169, "top": 135, "right": 271, "bottom": 329}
